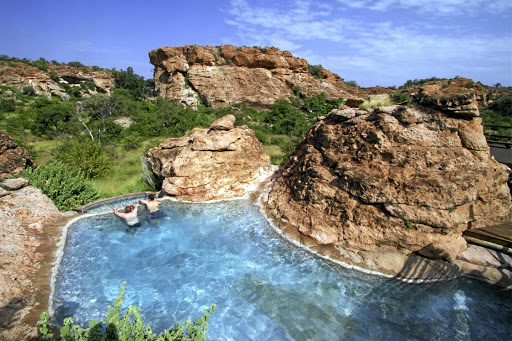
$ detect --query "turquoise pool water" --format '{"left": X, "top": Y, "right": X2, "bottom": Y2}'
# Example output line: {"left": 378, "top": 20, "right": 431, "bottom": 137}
{"left": 52, "top": 200, "right": 511, "bottom": 340}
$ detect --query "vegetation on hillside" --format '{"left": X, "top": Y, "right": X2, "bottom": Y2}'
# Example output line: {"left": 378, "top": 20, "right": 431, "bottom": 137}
{"left": 0, "top": 57, "right": 346, "bottom": 206}
{"left": 480, "top": 94, "right": 512, "bottom": 140}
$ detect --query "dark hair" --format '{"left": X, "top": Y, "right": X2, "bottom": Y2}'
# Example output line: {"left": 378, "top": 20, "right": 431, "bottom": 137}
{"left": 125, "top": 205, "right": 133, "bottom": 213}
{"left": 148, "top": 194, "right": 155, "bottom": 200}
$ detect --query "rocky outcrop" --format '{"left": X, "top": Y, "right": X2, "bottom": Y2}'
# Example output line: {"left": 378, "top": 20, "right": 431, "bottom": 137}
{"left": 262, "top": 84, "right": 512, "bottom": 285}
{"left": 146, "top": 115, "right": 274, "bottom": 201}
{"left": 0, "top": 179, "right": 67, "bottom": 340}
{"left": 0, "top": 61, "right": 114, "bottom": 99}
{"left": 149, "top": 45, "right": 395, "bottom": 108}
{"left": 0, "top": 131, "right": 35, "bottom": 179}
{"left": 400, "top": 77, "right": 500, "bottom": 108}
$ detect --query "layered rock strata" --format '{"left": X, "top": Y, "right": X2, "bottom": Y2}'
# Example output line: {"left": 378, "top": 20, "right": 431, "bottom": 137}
{"left": 149, "top": 45, "right": 395, "bottom": 108}
{"left": 263, "top": 83, "right": 512, "bottom": 285}
{"left": 0, "top": 131, "right": 36, "bottom": 179}
{"left": 146, "top": 115, "right": 274, "bottom": 201}
{"left": 0, "top": 61, "right": 114, "bottom": 99}
{"left": 0, "top": 179, "right": 67, "bottom": 340}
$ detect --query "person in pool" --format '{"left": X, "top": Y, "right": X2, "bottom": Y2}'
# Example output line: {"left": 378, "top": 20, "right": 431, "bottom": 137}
{"left": 113, "top": 203, "right": 140, "bottom": 228}
{"left": 139, "top": 194, "right": 164, "bottom": 220}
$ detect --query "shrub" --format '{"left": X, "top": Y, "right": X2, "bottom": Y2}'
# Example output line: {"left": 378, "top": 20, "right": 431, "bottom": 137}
{"left": 22, "top": 85, "right": 35, "bottom": 96}
{"left": 48, "top": 71, "right": 59, "bottom": 82}
{"left": 80, "top": 81, "right": 96, "bottom": 91}
{"left": 253, "top": 129, "right": 269, "bottom": 144}
{"left": 36, "top": 57, "right": 48, "bottom": 71}
{"left": 308, "top": 64, "right": 323, "bottom": 79}
{"left": 359, "top": 96, "right": 392, "bottom": 110}
{"left": 37, "top": 282, "right": 215, "bottom": 340}
{"left": 0, "top": 98, "right": 16, "bottom": 112}
{"left": 390, "top": 92, "right": 410, "bottom": 104}
{"left": 20, "top": 161, "right": 100, "bottom": 211}
{"left": 54, "top": 139, "right": 112, "bottom": 179}
{"left": 67, "top": 61, "right": 84, "bottom": 68}
{"left": 344, "top": 80, "right": 360, "bottom": 88}
{"left": 279, "top": 138, "right": 298, "bottom": 156}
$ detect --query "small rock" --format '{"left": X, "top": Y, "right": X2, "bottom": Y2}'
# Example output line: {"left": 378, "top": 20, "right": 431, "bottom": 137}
{"left": 0, "top": 178, "right": 30, "bottom": 191}
{"left": 209, "top": 114, "right": 235, "bottom": 131}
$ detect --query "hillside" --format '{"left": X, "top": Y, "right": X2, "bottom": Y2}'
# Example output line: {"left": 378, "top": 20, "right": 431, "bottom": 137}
{"left": 0, "top": 58, "right": 114, "bottom": 99}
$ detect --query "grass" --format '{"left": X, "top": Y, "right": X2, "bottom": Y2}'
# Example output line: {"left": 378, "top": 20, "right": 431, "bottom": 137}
{"left": 26, "top": 137, "right": 164, "bottom": 199}
{"left": 359, "top": 97, "right": 393, "bottom": 110}
{"left": 93, "top": 139, "right": 164, "bottom": 198}
{"left": 28, "top": 139, "right": 61, "bottom": 165}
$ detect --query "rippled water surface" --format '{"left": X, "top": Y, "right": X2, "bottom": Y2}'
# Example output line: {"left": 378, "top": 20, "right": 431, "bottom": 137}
{"left": 53, "top": 200, "right": 511, "bottom": 340}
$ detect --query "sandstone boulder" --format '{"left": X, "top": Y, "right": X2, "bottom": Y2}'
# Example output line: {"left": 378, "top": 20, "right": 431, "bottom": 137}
{"left": 0, "top": 182, "right": 65, "bottom": 340}
{"left": 149, "top": 45, "right": 395, "bottom": 108}
{"left": 263, "top": 85, "right": 512, "bottom": 283}
{"left": 0, "top": 131, "right": 36, "bottom": 179}
{"left": 146, "top": 115, "right": 274, "bottom": 201}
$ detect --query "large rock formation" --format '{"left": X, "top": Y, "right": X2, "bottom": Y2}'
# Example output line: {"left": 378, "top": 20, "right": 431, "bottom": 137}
{"left": 0, "top": 179, "right": 67, "bottom": 340}
{"left": 0, "top": 131, "right": 35, "bottom": 179}
{"left": 0, "top": 60, "right": 114, "bottom": 99}
{"left": 149, "top": 45, "right": 395, "bottom": 108}
{"left": 262, "top": 82, "right": 512, "bottom": 284}
{"left": 146, "top": 115, "right": 274, "bottom": 201}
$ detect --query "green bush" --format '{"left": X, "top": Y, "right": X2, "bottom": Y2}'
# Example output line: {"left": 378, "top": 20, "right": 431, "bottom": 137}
{"left": 344, "top": 80, "right": 360, "bottom": 88}
{"left": 253, "top": 129, "right": 269, "bottom": 144}
{"left": 54, "top": 139, "right": 112, "bottom": 179}
{"left": 67, "top": 61, "right": 84, "bottom": 68}
{"left": 23, "top": 86, "right": 35, "bottom": 96}
{"left": 37, "top": 282, "right": 215, "bottom": 340}
{"left": 308, "top": 64, "right": 323, "bottom": 79}
{"left": 0, "top": 98, "right": 16, "bottom": 112}
{"left": 20, "top": 161, "right": 100, "bottom": 211}
{"left": 36, "top": 57, "right": 48, "bottom": 71}
{"left": 48, "top": 71, "right": 59, "bottom": 82}
{"left": 390, "top": 92, "right": 410, "bottom": 104}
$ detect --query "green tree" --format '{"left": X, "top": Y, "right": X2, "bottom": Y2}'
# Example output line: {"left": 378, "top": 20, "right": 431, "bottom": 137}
{"left": 32, "top": 98, "right": 75, "bottom": 138}
{"left": 266, "top": 99, "right": 310, "bottom": 137}
{"left": 76, "top": 94, "right": 122, "bottom": 143}
{"left": 113, "top": 67, "right": 146, "bottom": 101}
{"left": 54, "top": 138, "right": 112, "bottom": 178}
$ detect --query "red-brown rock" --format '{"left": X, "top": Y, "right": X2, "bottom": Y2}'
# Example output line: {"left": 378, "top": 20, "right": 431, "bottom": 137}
{"left": 262, "top": 85, "right": 512, "bottom": 284}
{"left": 149, "top": 45, "right": 395, "bottom": 108}
{"left": 0, "top": 131, "right": 35, "bottom": 179}
{"left": 146, "top": 115, "right": 274, "bottom": 201}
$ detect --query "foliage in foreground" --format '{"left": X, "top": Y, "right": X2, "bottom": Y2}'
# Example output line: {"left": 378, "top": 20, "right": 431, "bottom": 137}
{"left": 20, "top": 161, "right": 100, "bottom": 211}
{"left": 37, "top": 282, "right": 216, "bottom": 341}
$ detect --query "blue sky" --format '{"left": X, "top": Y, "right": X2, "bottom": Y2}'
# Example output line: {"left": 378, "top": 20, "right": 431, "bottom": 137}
{"left": 1, "top": 0, "right": 511, "bottom": 87}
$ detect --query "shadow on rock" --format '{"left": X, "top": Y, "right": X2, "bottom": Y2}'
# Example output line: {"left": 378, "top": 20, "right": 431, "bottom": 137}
{"left": 0, "top": 298, "right": 26, "bottom": 330}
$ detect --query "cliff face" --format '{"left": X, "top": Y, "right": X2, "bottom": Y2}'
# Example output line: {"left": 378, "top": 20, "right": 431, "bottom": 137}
{"left": 262, "top": 83, "right": 512, "bottom": 283}
{"left": 0, "top": 61, "right": 114, "bottom": 99}
{"left": 149, "top": 45, "right": 394, "bottom": 108}
{"left": 146, "top": 115, "right": 274, "bottom": 201}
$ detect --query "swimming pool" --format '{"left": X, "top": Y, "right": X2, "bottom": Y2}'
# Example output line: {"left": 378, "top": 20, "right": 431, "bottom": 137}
{"left": 52, "top": 199, "right": 511, "bottom": 340}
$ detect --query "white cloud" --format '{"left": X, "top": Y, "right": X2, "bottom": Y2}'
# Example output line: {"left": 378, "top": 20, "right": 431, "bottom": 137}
{"left": 226, "top": 0, "right": 512, "bottom": 86}
{"left": 336, "top": 0, "right": 512, "bottom": 15}
{"left": 226, "top": 0, "right": 352, "bottom": 49}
